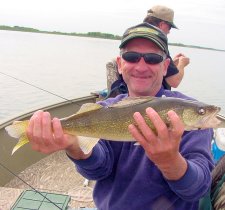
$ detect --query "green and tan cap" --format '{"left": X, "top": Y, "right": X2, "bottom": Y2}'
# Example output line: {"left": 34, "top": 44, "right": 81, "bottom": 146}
{"left": 145, "top": 5, "right": 178, "bottom": 29}
{"left": 119, "top": 22, "right": 168, "bottom": 55}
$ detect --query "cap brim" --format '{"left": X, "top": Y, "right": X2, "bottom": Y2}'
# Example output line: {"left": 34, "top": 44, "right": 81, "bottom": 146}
{"left": 170, "top": 22, "right": 178, "bottom": 29}
{"left": 119, "top": 34, "right": 168, "bottom": 55}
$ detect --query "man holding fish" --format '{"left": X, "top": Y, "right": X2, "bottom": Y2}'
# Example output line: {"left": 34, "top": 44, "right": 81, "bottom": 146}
{"left": 13, "top": 23, "right": 215, "bottom": 209}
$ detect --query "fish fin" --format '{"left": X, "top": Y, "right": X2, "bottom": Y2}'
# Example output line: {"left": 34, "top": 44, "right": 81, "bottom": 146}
{"left": 5, "top": 120, "right": 29, "bottom": 139}
{"left": 109, "top": 96, "right": 156, "bottom": 108}
{"left": 184, "top": 125, "right": 198, "bottom": 131}
{"left": 61, "top": 103, "right": 103, "bottom": 121}
{"left": 76, "top": 103, "right": 103, "bottom": 114}
{"left": 12, "top": 134, "right": 29, "bottom": 155}
{"left": 5, "top": 120, "right": 29, "bottom": 155}
{"left": 78, "top": 136, "right": 99, "bottom": 154}
{"left": 13, "top": 120, "right": 22, "bottom": 125}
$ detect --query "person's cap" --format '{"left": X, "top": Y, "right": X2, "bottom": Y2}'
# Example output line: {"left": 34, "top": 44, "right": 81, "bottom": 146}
{"left": 119, "top": 22, "right": 168, "bottom": 55}
{"left": 145, "top": 5, "right": 178, "bottom": 29}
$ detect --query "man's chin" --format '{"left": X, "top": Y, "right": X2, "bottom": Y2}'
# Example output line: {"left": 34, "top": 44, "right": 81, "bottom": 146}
{"left": 130, "top": 87, "right": 151, "bottom": 96}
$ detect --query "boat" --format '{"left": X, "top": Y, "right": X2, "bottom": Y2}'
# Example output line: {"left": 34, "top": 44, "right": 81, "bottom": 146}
{"left": 0, "top": 94, "right": 99, "bottom": 209}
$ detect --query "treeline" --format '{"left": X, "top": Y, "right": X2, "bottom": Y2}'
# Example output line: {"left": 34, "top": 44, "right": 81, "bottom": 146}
{"left": 0, "top": 25, "right": 121, "bottom": 40}
{"left": 170, "top": 43, "right": 225, "bottom": 52}
{"left": 0, "top": 25, "right": 224, "bottom": 52}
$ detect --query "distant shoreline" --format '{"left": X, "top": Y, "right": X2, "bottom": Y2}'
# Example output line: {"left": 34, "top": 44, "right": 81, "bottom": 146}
{"left": 1, "top": 25, "right": 224, "bottom": 52}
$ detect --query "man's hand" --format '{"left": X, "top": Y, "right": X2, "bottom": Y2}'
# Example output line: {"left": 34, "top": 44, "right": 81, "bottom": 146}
{"left": 173, "top": 53, "right": 190, "bottom": 68}
{"left": 128, "top": 107, "right": 187, "bottom": 180}
{"left": 26, "top": 110, "right": 91, "bottom": 159}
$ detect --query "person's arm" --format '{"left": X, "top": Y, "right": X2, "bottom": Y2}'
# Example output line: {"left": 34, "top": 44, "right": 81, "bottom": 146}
{"left": 166, "top": 129, "right": 214, "bottom": 201}
{"left": 165, "top": 54, "right": 190, "bottom": 88}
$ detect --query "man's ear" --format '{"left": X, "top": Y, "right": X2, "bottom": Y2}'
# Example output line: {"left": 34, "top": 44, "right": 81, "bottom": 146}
{"left": 158, "top": 21, "right": 164, "bottom": 30}
{"left": 163, "top": 58, "right": 170, "bottom": 76}
{"left": 117, "top": 56, "right": 122, "bottom": 74}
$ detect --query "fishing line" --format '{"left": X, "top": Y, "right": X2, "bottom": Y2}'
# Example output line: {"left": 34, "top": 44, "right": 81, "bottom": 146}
{"left": 0, "top": 162, "right": 63, "bottom": 209}
{"left": 0, "top": 71, "right": 82, "bottom": 108}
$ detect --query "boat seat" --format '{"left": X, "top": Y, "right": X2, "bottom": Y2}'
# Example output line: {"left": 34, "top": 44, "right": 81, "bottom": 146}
{"left": 105, "top": 59, "right": 127, "bottom": 98}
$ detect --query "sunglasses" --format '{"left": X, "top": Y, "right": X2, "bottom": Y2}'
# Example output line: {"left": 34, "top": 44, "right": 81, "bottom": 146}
{"left": 164, "top": 21, "right": 172, "bottom": 30}
{"left": 121, "top": 52, "right": 165, "bottom": 65}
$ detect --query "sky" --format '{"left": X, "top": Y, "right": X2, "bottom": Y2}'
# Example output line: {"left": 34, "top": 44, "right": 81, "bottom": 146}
{"left": 0, "top": 0, "right": 225, "bottom": 49}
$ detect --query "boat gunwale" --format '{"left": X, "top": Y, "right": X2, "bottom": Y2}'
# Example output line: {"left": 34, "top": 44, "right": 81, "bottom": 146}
{"left": 0, "top": 94, "right": 98, "bottom": 129}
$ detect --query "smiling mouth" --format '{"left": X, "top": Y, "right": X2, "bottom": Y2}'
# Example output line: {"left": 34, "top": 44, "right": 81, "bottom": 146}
{"left": 132, "top": 75, "right": 152, "bottom": 79}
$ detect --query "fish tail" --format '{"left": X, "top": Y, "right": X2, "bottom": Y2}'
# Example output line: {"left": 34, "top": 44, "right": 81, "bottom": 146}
{"left": 5, "top": 120, "right": 30, "bottom": 155}
{"left": 11, "top": 134, "right": 29, "bottom": 155}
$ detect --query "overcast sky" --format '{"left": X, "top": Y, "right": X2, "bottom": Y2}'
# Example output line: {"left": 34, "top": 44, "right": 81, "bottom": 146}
{"left": 0, "top": 0, "right": 225, "bottom": 49}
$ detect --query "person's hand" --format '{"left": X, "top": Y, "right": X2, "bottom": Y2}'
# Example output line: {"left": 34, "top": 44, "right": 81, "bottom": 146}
{"left": 128, "top": 107, "right": 187, "bottom": 180}
{"left": 173, "top": 53, "right": 190, "bottom": 68}
{"left": 26, "top": 110, "right": 90, "bottom": 159}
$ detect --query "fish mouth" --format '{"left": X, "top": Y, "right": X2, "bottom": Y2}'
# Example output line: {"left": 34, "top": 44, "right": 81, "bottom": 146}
{"left": 197, "top": 107, "right": 221, "bottom": 129}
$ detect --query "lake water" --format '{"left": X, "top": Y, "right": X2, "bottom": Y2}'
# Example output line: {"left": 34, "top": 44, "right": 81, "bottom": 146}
{"left": 0, "top": 30, "right": 225, "bottom": 123}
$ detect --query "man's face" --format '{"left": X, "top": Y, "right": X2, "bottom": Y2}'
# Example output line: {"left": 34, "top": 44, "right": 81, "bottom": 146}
{"left": 117, "top": 38, "right": 170, "bottom": 97}
{"left": 159, "top": 21, "right": 172, "bottom": 35}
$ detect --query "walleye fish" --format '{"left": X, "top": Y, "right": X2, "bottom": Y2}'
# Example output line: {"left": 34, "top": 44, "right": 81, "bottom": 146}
{"left": 5, "top": 96, "right": 224, "bottom": 155}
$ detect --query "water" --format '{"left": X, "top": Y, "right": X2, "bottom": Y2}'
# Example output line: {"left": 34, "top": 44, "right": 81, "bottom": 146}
{"left": 0, "top": 30, "right": 225, "bottom": 123}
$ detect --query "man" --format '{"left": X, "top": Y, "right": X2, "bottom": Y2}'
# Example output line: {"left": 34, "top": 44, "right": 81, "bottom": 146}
{"left": 27, "top": 23, "right": 213, "bottom": 210}
{"left": 107, "top": 5, "right": 189, "bottom": 97}
{"left": 143, "top": 5, "right": 190, "bottom": 89}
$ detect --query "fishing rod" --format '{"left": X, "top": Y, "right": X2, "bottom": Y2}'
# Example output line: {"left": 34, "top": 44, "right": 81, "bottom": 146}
{"left": 0, "top": 71, "right": 98, "bottom": 209}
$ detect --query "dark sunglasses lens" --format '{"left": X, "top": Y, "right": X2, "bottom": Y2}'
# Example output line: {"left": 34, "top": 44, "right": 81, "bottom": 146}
{"left": 144, "top": 54, "right": 163, "bottom": 64}
{"left": 122, "top": 52, "right": 141, "bottom": 63}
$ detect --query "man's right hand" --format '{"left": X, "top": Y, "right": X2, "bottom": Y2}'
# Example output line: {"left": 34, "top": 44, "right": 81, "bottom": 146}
{"left": 26, "top": 110, "right": 91, "bottom": 159}
{"left": 173, "top": 53, "right": 190, "bottom": 68}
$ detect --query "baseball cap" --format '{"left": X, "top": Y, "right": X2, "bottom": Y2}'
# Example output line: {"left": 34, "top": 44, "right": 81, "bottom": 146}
{"left": 144, "top": 5, "right": 178, "bottom": 29}
{"left": 119, "top": 22, "right": 168, "bottom": 55}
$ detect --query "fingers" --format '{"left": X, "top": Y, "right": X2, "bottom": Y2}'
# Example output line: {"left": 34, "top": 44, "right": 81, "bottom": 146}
{"left": 129, "top": 107, "right": 185, "bottom": 168}
{"left": 42, "top": 112, "right": 52, "bottom": 141}
{"left": 27, "top": 110, "right": 44, "bottom": 150}
{"left": 145, "top": 108, "right": 168, "bottom": 140}
{"left": 128, "top": 110, "right": 158, "bottom": 151}
{"left": 173, "top": 53, "right": 183, "bottom": 59}
{"left": 27, "top": 110, "right": 61, "bottom": 153}
{"left": 167, "top": 110, "right": 184, "bottom": 140}
{"left": 32, "top": 110, "right": 43, "bottom": 140}
{"left": 26, "top": 111, "right": 83, "bottom": 156}
{"left": 52, "top": 117, "right": 65, "bottom": 146}
{"left": 129, "top": 108, "right": 184, "bottom": 144}
{"left": 128, "top": 122, "right": 150, "bottom": 149}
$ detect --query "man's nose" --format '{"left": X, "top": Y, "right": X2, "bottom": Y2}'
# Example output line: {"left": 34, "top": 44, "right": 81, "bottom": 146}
{"left": 139, "top": 57, "right": 148, "bottom": 65}
{"left": 136, "top": 57, "right": 149, "bottom": 70}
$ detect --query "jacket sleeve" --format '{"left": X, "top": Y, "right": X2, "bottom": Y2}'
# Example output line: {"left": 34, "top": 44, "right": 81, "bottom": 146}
{"left": 166, "top": 129, "right": 214, "bottom": 201}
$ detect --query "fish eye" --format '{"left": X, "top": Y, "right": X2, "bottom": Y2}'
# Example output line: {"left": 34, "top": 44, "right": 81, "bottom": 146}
{"left": 198, "top": 108, "right": 206, "bottom": 115}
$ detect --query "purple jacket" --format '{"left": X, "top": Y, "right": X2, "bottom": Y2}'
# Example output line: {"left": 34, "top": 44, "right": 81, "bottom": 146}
{"left": 70, "top": 88, "right": 214, "bottom": 210}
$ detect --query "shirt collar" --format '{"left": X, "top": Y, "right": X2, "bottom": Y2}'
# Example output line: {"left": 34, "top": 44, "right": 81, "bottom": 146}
{"left": 155, "top": 87, "right": 165, "bottom": 97}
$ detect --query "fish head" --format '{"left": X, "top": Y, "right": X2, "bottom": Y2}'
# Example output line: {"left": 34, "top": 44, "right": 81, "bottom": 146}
{"left": 182, "top": 101, "right": 221, "bottom": 130}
